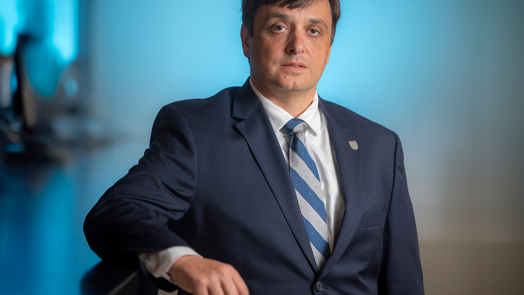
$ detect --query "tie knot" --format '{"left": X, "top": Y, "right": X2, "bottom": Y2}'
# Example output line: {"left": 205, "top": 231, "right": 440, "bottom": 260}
{"left": 282, "top": 118, "right": 308, "bottom": 136}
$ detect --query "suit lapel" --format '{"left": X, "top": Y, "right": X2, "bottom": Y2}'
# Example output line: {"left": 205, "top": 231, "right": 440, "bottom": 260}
{"left": 232, "top": 81, "right": 318, "bottom": 272}
{"left": 318, "top": 99, "right": 365, "bottom": 278}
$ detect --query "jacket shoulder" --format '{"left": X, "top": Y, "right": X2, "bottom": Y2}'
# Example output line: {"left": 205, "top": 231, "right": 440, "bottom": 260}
{"left": 150, "top": 86, "right": 241, "bottom": 144}
{"left": 164, "top": 86, "right": 240, "bottom": 117}
{"left": 320, "top": 99, "right": 398, "bottom": 141}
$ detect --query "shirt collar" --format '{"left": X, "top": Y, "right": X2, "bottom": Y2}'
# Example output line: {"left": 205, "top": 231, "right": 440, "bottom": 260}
{"left": 249, "top": 78, "right": 321, "bottom": 136}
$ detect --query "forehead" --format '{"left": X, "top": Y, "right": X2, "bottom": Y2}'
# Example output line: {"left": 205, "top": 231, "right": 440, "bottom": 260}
{"left": 255, "top": 0, "right": 332, "bottom": 26}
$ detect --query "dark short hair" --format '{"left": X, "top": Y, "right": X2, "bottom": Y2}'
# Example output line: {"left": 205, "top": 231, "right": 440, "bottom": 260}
{"left": 242, "top": 0, "right": 341, "bottom": 45}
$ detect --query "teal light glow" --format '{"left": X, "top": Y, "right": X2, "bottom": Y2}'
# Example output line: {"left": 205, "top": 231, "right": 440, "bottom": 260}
{"left": 0, "top": 0, "right": 78, "bottom": 95}
{"left": 0, "top": 0, "right": 20, "bottom": 55}
{"left": 51, "top": 0, "right": 78, "bottom": 64}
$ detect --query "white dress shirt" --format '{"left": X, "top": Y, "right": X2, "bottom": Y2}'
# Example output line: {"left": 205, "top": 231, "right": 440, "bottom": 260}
{"left": 140, "top": 79, "right": 345, "bottom": 282}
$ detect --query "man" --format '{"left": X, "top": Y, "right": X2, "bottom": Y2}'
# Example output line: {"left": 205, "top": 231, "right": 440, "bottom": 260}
{"left": 84, "top": 0, "right": 425, "bottom": 294}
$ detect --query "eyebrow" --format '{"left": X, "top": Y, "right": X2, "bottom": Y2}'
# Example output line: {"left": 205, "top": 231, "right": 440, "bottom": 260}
{"left": 264, "top": 12, "right": 329, "bottom": 31}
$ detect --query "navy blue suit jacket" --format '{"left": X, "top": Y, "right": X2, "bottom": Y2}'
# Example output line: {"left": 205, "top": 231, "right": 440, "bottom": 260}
{"left": 84, "top": 80, "right": 424, "bottom": 294}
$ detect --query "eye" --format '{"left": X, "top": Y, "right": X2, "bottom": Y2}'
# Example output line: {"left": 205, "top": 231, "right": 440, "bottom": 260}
{"left": 309, "top": 29, "right": 320, "bottom": 36}
{"left": 272, "top": 25, "right": 287, "bottom": 32}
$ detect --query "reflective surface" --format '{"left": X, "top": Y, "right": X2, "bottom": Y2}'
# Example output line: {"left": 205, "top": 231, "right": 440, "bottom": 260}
{"left": 0, "top": 140, "right": 147, "bottom": 295}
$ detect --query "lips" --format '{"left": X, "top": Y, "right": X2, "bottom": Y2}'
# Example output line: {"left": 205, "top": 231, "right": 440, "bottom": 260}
{"left": 282, "top": 61, "right": 307, "bottom": 68}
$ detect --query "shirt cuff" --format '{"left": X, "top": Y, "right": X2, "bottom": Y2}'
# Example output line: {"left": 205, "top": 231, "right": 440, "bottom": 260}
{"left": 139, "top": 246, "right": 202, "bottom": 282}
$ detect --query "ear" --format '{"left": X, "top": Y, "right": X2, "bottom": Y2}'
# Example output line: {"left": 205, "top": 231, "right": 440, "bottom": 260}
{"left": 241, "top": 25, "right": 251, "bottom": 58}
{"left": 326, "top": 46, "right": 332, "bottom": 65}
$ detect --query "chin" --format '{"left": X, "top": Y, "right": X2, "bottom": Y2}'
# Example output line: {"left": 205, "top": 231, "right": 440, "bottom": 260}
{"left": 277, "top": 80, "right": 312, "bottom": 92}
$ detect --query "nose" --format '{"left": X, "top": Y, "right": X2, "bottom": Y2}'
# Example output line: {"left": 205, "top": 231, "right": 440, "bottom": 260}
{"left": 286, "top": 30, "right": 304, "bottom": 55}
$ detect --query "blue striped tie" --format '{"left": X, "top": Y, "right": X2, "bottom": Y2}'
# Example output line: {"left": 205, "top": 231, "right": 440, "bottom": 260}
{"left": 282, "top": 118, "right": 330, "bottom": 270}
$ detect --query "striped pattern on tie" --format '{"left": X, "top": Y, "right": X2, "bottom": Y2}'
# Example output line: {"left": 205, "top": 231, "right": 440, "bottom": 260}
{"left": 282, "top": 118, "right": 330, "bottom": 269}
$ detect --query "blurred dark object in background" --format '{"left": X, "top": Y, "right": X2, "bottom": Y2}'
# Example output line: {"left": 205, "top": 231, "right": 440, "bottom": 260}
{"left": 0, "top": 0, "right": 112, "bottom": 168}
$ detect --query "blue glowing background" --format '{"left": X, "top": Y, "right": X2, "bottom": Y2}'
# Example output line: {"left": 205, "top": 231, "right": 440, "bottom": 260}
{"left": 0, "top": 0, "right": 78, "bottom": 95}
{"left": 1, "top": 1, "right": 523, "bottom": 294}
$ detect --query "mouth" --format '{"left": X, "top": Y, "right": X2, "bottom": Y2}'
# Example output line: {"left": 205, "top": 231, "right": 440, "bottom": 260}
{"left": 282, "top": 62, "right": 307, "bottom": 70}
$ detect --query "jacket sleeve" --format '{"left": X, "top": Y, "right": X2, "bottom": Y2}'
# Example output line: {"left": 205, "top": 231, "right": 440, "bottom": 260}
{"left": 378, "top": 134, "right": 425, "bottom": 294}
{"left": 83, "top": 104, "right": 197, "bottom": 291}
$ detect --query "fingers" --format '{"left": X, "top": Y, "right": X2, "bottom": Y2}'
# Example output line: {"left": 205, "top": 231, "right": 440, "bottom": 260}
{"left": 218, "top": 265, "right": 248, "bottom": 295}
{"left": 232, "top": 271, "right": 250, "bottom": 295}
{"left": 169, "top": 256, "right": 249, "bottom": 295}
{"left": 193, "top": 283, "right": 210, "bottom": 295}
{"left": 194, "top": 274, "right": 225, "bottom": 295}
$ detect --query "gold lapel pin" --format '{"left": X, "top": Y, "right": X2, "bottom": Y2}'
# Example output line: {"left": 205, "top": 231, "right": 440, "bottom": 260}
{"left": 348, "top": 141, "right": 358, "bottom": 150}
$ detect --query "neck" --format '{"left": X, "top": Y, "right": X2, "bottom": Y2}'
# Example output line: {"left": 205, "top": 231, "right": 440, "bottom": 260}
{"left": 251, "top": 78, "right": 316, "bottom": 118}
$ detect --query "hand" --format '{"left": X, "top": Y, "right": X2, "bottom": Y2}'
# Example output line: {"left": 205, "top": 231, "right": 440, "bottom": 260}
{"left": 168, "top": 255, "right": 249, "bottom": 295}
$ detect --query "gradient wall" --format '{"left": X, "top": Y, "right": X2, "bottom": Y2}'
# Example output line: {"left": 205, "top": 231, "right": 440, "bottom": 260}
{"left": 89, "top": 0, "right": 524, "bottom": 236}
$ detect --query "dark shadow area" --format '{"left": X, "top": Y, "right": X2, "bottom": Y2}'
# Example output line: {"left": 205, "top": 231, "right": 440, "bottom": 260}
{"left": 80, "top": 261, "right": 158, "bottom": 295}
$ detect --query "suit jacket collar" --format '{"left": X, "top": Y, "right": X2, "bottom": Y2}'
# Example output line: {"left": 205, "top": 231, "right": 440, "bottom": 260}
{"left": 231, "top": 79, "right": 260, "bottom": 120}
{"left": 232, "top": 80, "right": 319, "bottom": 272}
{"left": 318, "top": 99, "right": 364, "bottom": 278}
{"left": 232, "top": 80, "right": 365, "bottom": 276}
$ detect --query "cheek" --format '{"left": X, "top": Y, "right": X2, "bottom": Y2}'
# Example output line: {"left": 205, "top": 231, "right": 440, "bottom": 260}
{"left": 311, "top": 47, "right": 330, "bottom": 67}
{"left": 251, "top": 40, "right": 270, "bottom": 61}
{"left": 259, "top": 37, "right": 284, "bottom": 56}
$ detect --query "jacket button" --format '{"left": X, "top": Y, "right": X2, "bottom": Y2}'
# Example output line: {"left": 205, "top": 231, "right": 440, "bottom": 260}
{"left": 315, "top": 281, "right": 324, "bottom": 291}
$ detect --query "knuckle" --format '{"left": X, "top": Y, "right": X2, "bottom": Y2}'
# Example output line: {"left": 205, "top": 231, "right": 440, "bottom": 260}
{"left": 223, "top": 263, "right": 235, "bottom": 273}
{"left": 216, "top": 264, "right": 230, "bottom": 275}
{"left": 194, "top": 276, "right": 209, "bottom": 287}
{"left": 209, "top": 271, "right": 219, "bottom": 280}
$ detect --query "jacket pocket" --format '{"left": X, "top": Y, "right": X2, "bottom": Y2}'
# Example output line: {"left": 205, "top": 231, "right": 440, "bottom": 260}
{"left": 362, "top": 211, "right": 386, "bottom": 228}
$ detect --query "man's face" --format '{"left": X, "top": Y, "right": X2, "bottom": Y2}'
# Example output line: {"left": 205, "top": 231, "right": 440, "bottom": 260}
{"left": 241, "top": 0, "right": 332, "bottom": 98}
